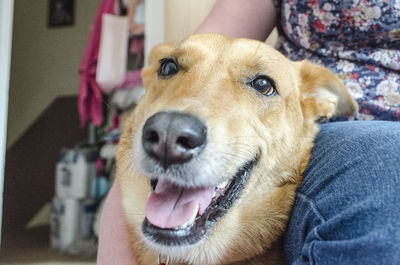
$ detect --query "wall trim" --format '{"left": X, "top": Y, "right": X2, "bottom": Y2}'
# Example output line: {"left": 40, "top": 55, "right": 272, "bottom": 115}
{"left": 144, "top": 0, "right": 164, "bottom": 65}
{"left": 0, "top": 0, "right": 14, "bottom": 245}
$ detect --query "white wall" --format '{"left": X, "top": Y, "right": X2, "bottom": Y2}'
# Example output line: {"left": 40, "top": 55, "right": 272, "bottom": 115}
{"left": 6, "top": 0, "right": 100, "bottom": 148}
{"left": 165, "top": 0, "right": 215, "bottom": 42}
{"left": 145, "top": 0, "right": 215, "bottom": 63}
{"left": 0, "top": 0, "right": 14, "bottom": 244}
{"left": 144, "top": 0, "right": 165, "bottom": 65}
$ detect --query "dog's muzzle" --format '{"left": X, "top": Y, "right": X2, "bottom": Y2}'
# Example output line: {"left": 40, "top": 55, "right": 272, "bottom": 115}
{"left": 139, "top": 111, "right": 257, "bottom": 247}
{"left": 142, "top": 111, "right": 207, "bottom": 170}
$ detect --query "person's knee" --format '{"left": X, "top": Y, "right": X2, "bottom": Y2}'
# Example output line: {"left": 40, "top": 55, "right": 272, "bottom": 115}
{"left": 315, "top": 121, "right": 400, "bottom": 154}
{"left": 302, "top": 121, "right": 400, "bottom": 197}
{"left": 285, "top": 121, "right": 400, "bottom": 264}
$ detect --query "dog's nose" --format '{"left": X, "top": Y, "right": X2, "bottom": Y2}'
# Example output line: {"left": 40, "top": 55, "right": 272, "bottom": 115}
{"left": 142, "top": 112, "right": 207, "bottom": 169}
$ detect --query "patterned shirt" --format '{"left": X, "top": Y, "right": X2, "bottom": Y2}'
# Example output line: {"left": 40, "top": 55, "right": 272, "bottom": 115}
{"left": 276, "top": 0, "right": 400, "bottom": 120}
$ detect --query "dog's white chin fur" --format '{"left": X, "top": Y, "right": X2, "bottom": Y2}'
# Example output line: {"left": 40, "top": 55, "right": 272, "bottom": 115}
{"left": 142, "top": 234, "right": 226, "bottom": 265}
{"left": 142, "top": 235, "right": 199, "bottom": 257}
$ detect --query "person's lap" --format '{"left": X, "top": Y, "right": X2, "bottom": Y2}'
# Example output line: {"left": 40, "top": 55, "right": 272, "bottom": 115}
{"left": 284, "top": 121, "right": 400, "bottom": 265}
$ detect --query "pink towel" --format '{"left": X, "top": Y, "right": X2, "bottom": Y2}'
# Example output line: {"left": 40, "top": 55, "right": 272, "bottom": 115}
{"left": 78, "top": 0, "right": 116, "bottom": 126}
{"left": 119, "top": 70, "right": 142, "bottom": 90}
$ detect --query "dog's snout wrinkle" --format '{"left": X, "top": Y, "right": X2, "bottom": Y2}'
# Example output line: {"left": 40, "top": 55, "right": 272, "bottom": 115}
{"left": 142, "top": 112, "right": 207, "bottom": 169}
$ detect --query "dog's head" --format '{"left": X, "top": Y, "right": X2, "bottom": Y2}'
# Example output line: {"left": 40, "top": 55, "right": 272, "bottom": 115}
{"left": 117, "top": 33, "right": 357, "bottom": 264}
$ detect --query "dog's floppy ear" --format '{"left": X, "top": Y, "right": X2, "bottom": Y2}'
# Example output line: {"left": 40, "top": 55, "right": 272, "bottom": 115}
{"left": 296, "top": 60, "right": 358, "bottom": 121}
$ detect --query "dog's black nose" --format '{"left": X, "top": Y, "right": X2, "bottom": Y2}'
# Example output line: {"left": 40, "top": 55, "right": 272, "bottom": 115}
{"left": 142, "top": 112, "right": 207, "bottom": 169}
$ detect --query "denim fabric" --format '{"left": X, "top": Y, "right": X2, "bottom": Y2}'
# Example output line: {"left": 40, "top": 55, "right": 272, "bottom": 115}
{"left": 284, "top": 121, "right": 400, "bottom": 265}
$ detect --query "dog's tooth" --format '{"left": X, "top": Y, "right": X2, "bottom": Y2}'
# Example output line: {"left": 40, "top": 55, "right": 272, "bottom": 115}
{"left": 188, "top": 204, "right": 199, "bottom": 225}
{"left": 217, "top": 180, "right": 229, "bottom": 189}
{"left": 179, "top": 222, "right": 188, "bottom": 229}
{"left": 178, "top": 204, "right": 199, "bottom": 229}
{"left": 212, "top": 191, "right": 216, "bottom": 198}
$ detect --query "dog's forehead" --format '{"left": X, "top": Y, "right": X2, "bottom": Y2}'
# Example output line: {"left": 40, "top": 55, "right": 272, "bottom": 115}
{"left": 180, "top": 33, "right": 232, "bottom": 51}
{"left": 147, "top": 33, "right": 300, "bottom": 99}
{"left": 173, "top": 34, "right": 292, "bottom": 75}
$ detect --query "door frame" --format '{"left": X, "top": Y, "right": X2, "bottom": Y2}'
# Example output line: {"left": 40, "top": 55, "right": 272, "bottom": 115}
{"left": 0, "top": 0, "right": 14, "bottom": 245}
{"left": 144, "top": 0, "right": 164, "bottom": 65}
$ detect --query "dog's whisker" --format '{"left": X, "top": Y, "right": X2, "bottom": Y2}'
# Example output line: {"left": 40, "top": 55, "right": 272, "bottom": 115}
{"left": 223, "top": 143, "right": 256, "bottom": 151}
{"left": 219, "top": 147, "right": 256, "bottom": 157}
{"left": 218, "top": 151, "right": 253, "bottom": 160}
{"left": 182, "top": 7, "right": 190, "bottom": 40}
{"left": 229, "top": 135, "right": 261, "bottom": 140}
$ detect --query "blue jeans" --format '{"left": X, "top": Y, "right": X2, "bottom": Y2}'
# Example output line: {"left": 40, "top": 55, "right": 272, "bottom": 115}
{"left": 284, "top": 121, "right": 400, "bottom": 265}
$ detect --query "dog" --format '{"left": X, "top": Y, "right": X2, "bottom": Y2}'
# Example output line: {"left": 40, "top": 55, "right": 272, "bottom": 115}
{"left": 116, "top": 33, "right": 358, "bottom": 265}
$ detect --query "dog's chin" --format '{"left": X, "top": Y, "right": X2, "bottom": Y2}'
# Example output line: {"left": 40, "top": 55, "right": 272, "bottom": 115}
{"left": 141, "top": 158, "right": 257, "bottom": 252}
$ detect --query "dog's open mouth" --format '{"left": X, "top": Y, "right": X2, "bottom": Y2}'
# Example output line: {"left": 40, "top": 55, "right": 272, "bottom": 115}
{"left": 142, "top": 159, "right": 257, "bottom": 246}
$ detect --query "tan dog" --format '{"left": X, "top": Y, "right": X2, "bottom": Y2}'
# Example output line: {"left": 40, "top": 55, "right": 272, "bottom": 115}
{"left": 117, "top": 33, "right": 357, "bottom": 265}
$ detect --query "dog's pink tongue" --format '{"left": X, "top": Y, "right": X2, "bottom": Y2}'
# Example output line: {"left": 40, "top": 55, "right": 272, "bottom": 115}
{"left": 145, "top": 179, "right": 215, "bottom": 229}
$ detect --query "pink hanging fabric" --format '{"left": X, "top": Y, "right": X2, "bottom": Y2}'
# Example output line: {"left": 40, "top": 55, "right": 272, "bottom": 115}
{"left": 119, "top": 70, "right": 142, "bottom": 90}
{"left": 78, "top": 0, "right": 116, "bottom": 126}
{"left": 117, "top": 37, "right": 144, "bottom": 90}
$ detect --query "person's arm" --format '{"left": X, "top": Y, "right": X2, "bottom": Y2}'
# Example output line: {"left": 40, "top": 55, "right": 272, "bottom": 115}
{"left": 195, "top": 0, "right": 277, "bottom": 41}
{"left": 97, "top": 182, "right": 136, "bottom": 265}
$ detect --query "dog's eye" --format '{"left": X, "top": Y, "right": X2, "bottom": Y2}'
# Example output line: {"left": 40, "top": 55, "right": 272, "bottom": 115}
{"left": 248, "top": 75, "right": 276, "bottom": 97}
{"left": 159, "top": 58, "right": 179, "bottom": 77}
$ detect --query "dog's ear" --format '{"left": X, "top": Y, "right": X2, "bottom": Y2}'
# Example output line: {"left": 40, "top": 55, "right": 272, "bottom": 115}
{"left": 296, "top": 60, "right": 358, "bottom": 122}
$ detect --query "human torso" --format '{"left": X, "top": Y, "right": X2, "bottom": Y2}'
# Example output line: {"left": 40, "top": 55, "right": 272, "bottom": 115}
{"left": 276, "top": 0, "right": 400, "bottom": 120}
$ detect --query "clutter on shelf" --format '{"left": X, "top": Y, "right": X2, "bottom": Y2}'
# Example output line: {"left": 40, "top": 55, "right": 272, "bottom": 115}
{"left": 51, "top": 0, "right": 146, "bottom": 255}
{"left": 50, "top": 127, "right": 119, "bottom": 255}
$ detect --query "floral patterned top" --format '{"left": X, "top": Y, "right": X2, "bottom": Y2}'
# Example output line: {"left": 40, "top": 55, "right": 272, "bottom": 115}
{"left": 276, "top": 0, "right": 400, "bottom": 120}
